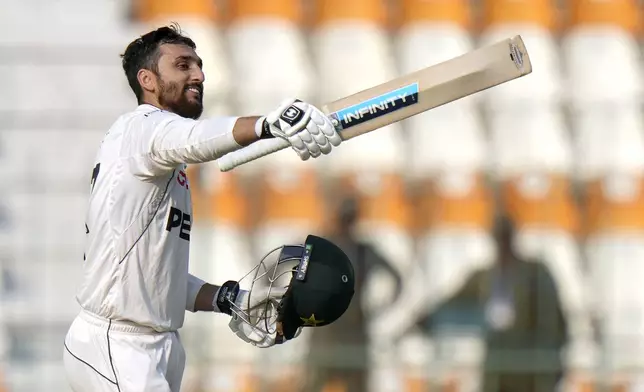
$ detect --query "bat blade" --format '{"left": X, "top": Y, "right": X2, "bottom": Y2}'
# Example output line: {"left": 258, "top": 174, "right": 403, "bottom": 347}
{"left": 323, "top": 35, "right": 531, "bottom": 140}
{"left": 218, "top": 35, "right": 532, "bottom": 172}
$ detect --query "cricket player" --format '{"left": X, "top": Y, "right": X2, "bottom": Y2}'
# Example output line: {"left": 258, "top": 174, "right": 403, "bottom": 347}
{"left": 62, "top": 24, "right": 347, "bottom": 392}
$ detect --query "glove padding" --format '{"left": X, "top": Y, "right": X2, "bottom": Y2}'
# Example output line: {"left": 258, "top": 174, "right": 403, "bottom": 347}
{"left": 260, "top": 98, "right": 342, "bottom": 161}
{"left": 228, "top": 286, "right": 300, "bottom": 348}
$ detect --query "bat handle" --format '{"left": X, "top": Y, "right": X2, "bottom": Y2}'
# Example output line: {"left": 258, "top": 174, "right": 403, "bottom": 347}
{"left": 218, "top": 138, "right": 290, "bottom": 172}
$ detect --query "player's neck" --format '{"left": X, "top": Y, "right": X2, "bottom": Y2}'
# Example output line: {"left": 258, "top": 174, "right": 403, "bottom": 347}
{"left": 140, "top": 95, "right": 165, "bottom": 112}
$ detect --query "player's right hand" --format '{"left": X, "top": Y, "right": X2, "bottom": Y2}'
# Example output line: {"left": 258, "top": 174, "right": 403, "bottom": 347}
{"left": 256, "top": 98, "right": 342, "bottom": 161}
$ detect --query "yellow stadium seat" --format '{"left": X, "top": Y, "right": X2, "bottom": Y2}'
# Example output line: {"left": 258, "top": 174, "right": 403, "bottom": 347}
{"left": 400, "top": 0, "right": 471, "bottom": 29}
{"left": 500, "top": 174, "right": 579, "bottom": 234}
{"left": 134, "top": 0, "right": 218, "bottom": 22}
{"left": 568, "top": 0, "right": 640, "bottom": 33}
{"left": 481, "top": 0, "right": 557, "bottom": 31}
{"left": 228, "top": 0, "right": 303, "bottom": 24}
{"left": 314, "top": 0, "right": 388, "bottom": 26}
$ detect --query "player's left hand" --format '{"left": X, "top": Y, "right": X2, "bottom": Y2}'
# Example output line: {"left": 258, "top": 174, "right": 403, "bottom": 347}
{"left": 227, "top": 286, "right": 296, "bottom": 348}
{"left": 257, "top": 98, "right": 343, "bottom": 161}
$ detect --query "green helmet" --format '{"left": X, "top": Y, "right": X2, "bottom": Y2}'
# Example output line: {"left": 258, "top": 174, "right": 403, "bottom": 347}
{"left": 227, "top": 234, "right": 355, "bottom": 345}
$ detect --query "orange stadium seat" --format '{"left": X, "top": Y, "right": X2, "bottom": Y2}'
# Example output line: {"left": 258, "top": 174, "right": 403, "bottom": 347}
{"left": 501, "top": 174, "right": 579, "bottom": 234}
{"left": 186, "top": 164, "right": 249, "bottom": 229}
{"left": 479, "top": 0, "right": 562, "bottom": 106}
{"left": 583, "top": 175, "right": 644, "bottom": 235}
{"left": 227, "top": 0, "right": 302, "bottom": 24}
{"left": 254, "top": 169, "right": 326, "bottom": 234}
{"left": 416, "top": 173, "right": 493, "bottom": 233}
{"left": 481, "top": 0, "right": 557, "bottom": 31}
{"left": 399, "top": 0, "right": 471, "bottom": 29}
{"left": 338, "top": 173, "right": 410, "bottom": 233}
{"left": 314, "top": 0, "right": 388, "bottom": 26}
{"left": 134, "top": 0, "right": 218, "bottom": 22}
{"left": 562, "top": 0, "right": 642, "bottom": 105}
{"left": 568, "top": 0, "right": 640, "bottom": 33}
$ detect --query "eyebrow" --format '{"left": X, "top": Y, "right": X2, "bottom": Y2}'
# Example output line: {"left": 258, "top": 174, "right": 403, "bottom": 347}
{"left": 175, "top": 55, "right": 203, "bottom": 69}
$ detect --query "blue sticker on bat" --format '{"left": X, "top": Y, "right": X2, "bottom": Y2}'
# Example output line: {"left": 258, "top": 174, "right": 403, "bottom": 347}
{"left": 329, "top": 83, "right": 419, "bottom": 131}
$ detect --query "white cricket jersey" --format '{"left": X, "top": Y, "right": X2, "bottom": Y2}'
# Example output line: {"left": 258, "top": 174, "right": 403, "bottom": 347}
{"left": 76, "top": 104, "right": 241, "bottom": 332}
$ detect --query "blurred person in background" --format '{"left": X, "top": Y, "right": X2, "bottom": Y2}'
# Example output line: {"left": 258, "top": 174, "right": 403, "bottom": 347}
{"left": 480, "top": 215, "right": 569, "bottom": 392}
{"left": 62, "top": 24, "right": 344, "bottom": 392}
{"left": 301, "top": 197, "right": 403, "bottom": 392}
{"left": 417, "top": 215, "right": 569, "bottom": 392}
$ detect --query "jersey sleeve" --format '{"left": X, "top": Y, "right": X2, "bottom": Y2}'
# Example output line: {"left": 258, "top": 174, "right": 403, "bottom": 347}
{"left": 186, "top": 273, "right": 207, "bottom": 313}
{"left": 123, "top": 110, "right": 243, "bottom": 179}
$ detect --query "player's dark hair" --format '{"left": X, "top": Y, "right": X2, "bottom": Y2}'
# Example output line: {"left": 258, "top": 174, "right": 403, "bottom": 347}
{"left": 121, "top": 23, "right": 196, "bottom": 103}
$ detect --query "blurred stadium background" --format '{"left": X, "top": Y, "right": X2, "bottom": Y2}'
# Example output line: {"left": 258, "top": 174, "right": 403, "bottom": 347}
{"left": 2, "top": 0, "right": 644, "bottom": 391}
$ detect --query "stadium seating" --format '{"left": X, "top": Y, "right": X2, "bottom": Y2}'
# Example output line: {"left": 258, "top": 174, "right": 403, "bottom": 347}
{"left": 582, "top": 173, "right": 644, "bottom": 388}
{"left": 310, "top": 0, "right": 407, "bottom": 177}
{"left": 395, "top": 0, "right": 486, "bottom": 179}
{"left": 184, "top": 163, "right": 260, "bottom": 392}
{"left": 225, "top": 0, "right": 316, "bottom": 177}
{"left": 251, "top": 167, "right": 327, "bottom": 392}
{"left": 478, "top": 0, "right": 563, "bottom": 107}
{"left": 413, "top": 169, "right": 495, "bottom": 392}
{"left": 562, "top": 0, "right": 642, "bottom": 106}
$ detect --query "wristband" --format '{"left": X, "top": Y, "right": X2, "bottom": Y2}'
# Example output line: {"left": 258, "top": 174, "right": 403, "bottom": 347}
{"left": 255, "top": 116, "right": 274, "bottom": 140}
{"left": 214, "top": 280, "right": 240, "bottom": 315}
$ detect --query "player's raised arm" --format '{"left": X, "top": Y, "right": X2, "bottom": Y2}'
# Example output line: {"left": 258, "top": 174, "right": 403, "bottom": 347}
{"left": 117, "top": 25, "right": 341, "bottom": 180}
{"left": 125, "top": 97, "right": 342, "bottom": 179}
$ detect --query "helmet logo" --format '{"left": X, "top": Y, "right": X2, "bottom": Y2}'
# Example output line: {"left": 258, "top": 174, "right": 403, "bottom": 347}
{"left": 301, "top": 314, "right": 324, "bottom": 326}
{"left": 295, "top": 244, "right": 313, "bottom": 281}
{"left": 342, "top": 275, "right": 348, "bottom": 283}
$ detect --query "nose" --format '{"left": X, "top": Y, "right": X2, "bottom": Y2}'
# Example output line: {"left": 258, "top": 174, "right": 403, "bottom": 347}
{"left": 191, "top": 67, "right": 205, "bottom": 84}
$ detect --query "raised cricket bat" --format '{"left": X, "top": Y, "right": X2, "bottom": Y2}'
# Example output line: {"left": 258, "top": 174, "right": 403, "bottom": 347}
{"left": 218, "top": 35, "right": 532, "bottom": 172}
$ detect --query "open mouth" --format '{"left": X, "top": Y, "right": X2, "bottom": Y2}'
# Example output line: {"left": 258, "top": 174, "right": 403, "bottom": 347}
{"left": 185, "top": 86, "right": 202, "bottom": 98}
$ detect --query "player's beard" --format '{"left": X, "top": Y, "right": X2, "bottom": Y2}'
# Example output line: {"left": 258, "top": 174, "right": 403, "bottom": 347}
{"left": 157, "top": 78, "right": 204, "bottom": 120}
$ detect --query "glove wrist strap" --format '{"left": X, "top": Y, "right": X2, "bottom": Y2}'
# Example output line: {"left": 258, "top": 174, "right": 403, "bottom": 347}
{"left": 213, "top": 280, "right": 240, "bottom": 315}
{"left": 255, "top": 116, "right": 274, "bottom": 140}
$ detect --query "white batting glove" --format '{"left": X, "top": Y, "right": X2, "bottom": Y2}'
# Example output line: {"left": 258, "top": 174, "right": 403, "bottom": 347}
{"left": 226, "top": 286, "right": 289, "bottom": 348}
{"left": 255, "top": 98, "right": 342, "bottom": 161}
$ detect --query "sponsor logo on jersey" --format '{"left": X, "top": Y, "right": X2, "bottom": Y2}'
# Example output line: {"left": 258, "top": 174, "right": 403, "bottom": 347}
{"left": 166, "top": 207, "right": 191, "bottom": 241}
{"left": 329, "top": 83, "right": 419, "bottom": 131}
{"left": 177, "top": 169, "right": 189, "bottom": 190}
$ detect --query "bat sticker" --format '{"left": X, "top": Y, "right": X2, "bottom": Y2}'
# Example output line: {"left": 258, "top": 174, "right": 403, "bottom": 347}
{"left": 329, "top": 83, "right": 419, "bottom": 131}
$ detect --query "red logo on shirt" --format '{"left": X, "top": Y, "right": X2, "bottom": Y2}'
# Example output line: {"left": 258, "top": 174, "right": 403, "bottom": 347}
{"left": 177, "top": 170, "right": 189, "bottom": 190}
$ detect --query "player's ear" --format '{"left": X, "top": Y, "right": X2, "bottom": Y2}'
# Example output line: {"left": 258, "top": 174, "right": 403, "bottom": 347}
{"left": 137, "top": 69, "right": 157, "bottom": 95}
